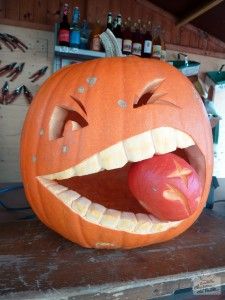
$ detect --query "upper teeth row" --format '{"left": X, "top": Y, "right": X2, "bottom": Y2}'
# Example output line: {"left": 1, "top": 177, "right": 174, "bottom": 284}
{"left": 44, "top": 127, "right": 194, "bottom": 180}
{"left": 38, "top": 177, "right": 182, "bottom": 235}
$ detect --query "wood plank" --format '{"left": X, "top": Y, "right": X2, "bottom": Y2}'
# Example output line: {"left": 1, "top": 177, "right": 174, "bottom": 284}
{"left": 75, "top": 0, "right": 86, "bottom": 22}
{"left": 189, "top": 31, "right": 199, "bottom": 49}
{"left": 86, "top": 0, "right": 97, "bottom": 24}
{"left": 33, "top": 0, "right": 48, "bottom": 25}
{"left": 166, "top": 18, "right": 178, "bottom": 45}
{"left": 46, "top": 0, "right": 60, "bottom": 25}
{"left": 96, "top": 0, "right": 109, "bottom": 25}
{"left": 130, "top": 0, "right": 142, "bottom": 22}
{"left": 5, "top": 0, "right": 19, "bottom": 20}
{"left": 186, "top": 23, "right": 225, "bottom": 50}
{"left": 207, "top": 38, "right": 217, "bottom": 52}
{"left": 150, "top": 10, "right": 162, "bottom": 29}
{"left": 217, "top": 44, "right": 225, "bottom": 53}
{"left": 180, "top": 27, "right": 191, "bottom": 47}
{"left": 19, "top": 0, "right": 35, "bottom": 22}
{"left": 161, "top": 18, "right": 172, "bottom": 44}
{"left": 141, "top": 3, "right": 153, "bottom": 24}
{"left": 1, "top": 210, "right": 225, "bottom": 298}
{"left": 136, "top": 0, "right": 175, "bottom": 21}
{"left": 198, "top": 31, "right": 208, "bottom": 50}
{"left": 120, "top": 0, "right": 132, "bottom": 20}
{"left": 0, "top": 17, "right": 53, "bottom": 31}
{"left": 109, "top": 0, "right": 121, "bottom": 16}
{"left": 0, "top": 0, "right": 6, "bottom": 18}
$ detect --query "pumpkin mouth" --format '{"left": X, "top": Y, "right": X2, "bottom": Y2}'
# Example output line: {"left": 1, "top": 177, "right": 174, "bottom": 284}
{"left": 38, "top": 127, "right": 205, "bottom": 235}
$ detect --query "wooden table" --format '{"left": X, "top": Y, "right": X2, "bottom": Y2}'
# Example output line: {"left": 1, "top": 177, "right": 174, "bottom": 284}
{"left": 1, "top": 209, "right": 225, "bottom": 299}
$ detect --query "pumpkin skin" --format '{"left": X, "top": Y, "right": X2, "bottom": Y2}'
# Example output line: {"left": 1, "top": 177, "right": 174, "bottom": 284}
{"left": 20, "top": 56, "right": 213, "bottom": 249}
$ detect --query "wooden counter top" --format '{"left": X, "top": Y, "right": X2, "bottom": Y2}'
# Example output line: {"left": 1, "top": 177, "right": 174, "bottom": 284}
{"left": 1, "top": 209, "right": 225, "bottom": 299}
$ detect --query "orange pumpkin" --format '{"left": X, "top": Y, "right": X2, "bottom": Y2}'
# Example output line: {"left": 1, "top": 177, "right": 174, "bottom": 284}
{"left": 20, "top": 56, "right": 213, "bottom": 249}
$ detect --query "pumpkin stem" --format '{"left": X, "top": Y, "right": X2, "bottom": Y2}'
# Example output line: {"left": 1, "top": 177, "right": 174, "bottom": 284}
{"left": 100, "top": 29, "right": 123, "bottom": 57}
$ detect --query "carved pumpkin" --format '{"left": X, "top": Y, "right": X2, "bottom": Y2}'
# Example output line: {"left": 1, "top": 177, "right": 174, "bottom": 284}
{"left": 20, "top": 56, "right": 213, "bottom": 249}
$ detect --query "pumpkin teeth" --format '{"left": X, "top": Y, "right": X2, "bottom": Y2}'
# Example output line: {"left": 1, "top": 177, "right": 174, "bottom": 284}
{"left": 42, "top": 127, "right": 195, "bottom": 181}
{"left": 151, "top": 127, "right": 177, "bottom": 154}
{"left": 38, "top": 177, "right": 182, "bottom": 234}
{"left": 123, "top": 131, "right": 155, "bottom": 161}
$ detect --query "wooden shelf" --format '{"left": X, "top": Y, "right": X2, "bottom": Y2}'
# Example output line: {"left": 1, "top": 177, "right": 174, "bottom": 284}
{"left": 1, "top": 209, "right": 225, "bottom": 298}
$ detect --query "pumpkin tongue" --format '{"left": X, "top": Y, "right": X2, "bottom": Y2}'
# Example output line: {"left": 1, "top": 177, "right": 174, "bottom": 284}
{"left": 128, "top": 153, "right": 202, "bottom": 221}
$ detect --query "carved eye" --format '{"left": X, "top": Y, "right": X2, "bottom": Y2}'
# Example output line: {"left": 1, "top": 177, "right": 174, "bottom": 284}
{"left": 49, "top": 106, "right": 88, "bottom": 141}
{"left": 133, "top": 78, "right": 180, "bottom": 109}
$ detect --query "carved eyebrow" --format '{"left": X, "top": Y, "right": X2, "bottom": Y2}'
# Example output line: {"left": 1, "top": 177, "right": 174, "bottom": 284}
{"left": 134, "top": 78, "right": 165, "bottom": 105}
{"left": 70, "top": 95, "right": 87, "bottom": 115}
{"left": 146, "top": 93, "right": 181, "bottom": 109}
{"left": 133, "top": 78, "right": 181, "bottom": 109}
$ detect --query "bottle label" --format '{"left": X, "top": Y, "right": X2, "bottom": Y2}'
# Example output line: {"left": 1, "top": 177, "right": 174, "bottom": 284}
{"left": 72, "top": 8, "right": 80, "bottom": 24}
{"left": 58, "top": 29, "right": 70, "bottom": 43}
{"left": 132, "top": 43, "right": 142, "bottom": 56}
{"left": 70, "top": 30, "right": 81, "bottom": 47}
{"left": 152, "top": 45, "right": 162, "bottom": 58}
{"left": 108, "top": 16, "right": 112, "bottom": 23}
{"left": 92, "top": 35, "right": 101, "bottom": 51}
{"left": 123, "top": 39, "right": 132, "bottom": 53}
{"left": 144, "top": 40, "right": 152, "bottom": 54}
{"left": 63, "top": 5, "right": 69, "bottom": 16}
{"left": 161, "top": 50, "right": 167, "bottom": 61}
{"left": 116, "top": 38, "right": 122, "bottom": 51}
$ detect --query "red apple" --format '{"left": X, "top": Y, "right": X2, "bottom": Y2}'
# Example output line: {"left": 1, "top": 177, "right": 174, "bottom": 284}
{"left": 128, "top": 153, "right": 202, "bottom": 221}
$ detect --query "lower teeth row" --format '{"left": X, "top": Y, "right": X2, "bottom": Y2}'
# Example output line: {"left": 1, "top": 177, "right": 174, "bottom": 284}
{"left": 39, "top": 177, "right": 182, "bottom": 235}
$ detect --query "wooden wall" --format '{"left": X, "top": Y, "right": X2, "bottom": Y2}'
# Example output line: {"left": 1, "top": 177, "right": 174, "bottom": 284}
{"left": 0, "top": 0, "right": 225, "bottom": 58}
{"left": 0, "top": 0, "right": 86, "bottom": 28}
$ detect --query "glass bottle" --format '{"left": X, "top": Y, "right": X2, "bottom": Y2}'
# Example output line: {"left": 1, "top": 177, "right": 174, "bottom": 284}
{"left": 152, "top": 26, "right": 162, "bottom": 59}
{"left": 140, "top": 23, "right": 145, "bottom": 56}
{"left": 142, "top": 20, "right": 153, "bottom": 58}
{"left": 106, "top": 12, "right": 113, "bottom": 31}
{"left": 132, "top": 22, "right": 142, "bottom": 57}
{"left": 70, "top": 6, "right": 81, "bottom": 48}
{"left": 58, "top": 3, "right": 70, "bottom": 46}
{"left": 90, "top": 20, "right": 102, "bottom": 51}
{"left": 112, "top": 17, "right": 117, "bottom": 36}
{"left": 80, "top": 20, "right": 91, "bottom": 49}
{"left": 122, "top": 17, "right": 132, "bottom": 55}
{"left": 160, "top": 30, "right": 167, "bottom": 61}
{"left": 115, "top": 14, "right": 123, "bottom": 51}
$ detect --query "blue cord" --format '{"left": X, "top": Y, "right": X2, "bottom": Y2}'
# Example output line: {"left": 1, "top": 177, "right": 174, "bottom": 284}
{"left": 0, "top": 200, "right": 31, "bottom": 211}
{"left": 18, "top": 214, "right": 35, "bottom": 220}
{"left": 0, "top": 184, "right": 31, "bottom": 211}
{"left": 0, "top": 184, "right": 24, "bottom": 194}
